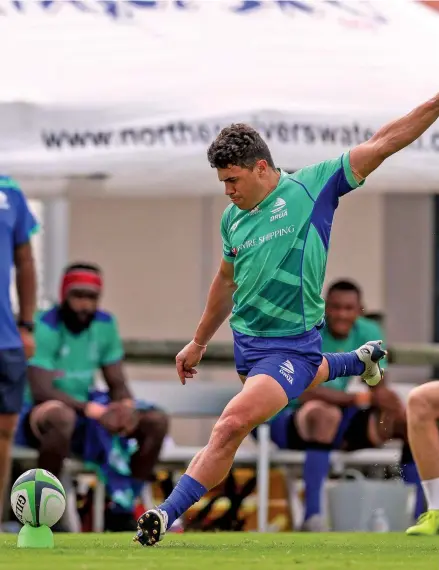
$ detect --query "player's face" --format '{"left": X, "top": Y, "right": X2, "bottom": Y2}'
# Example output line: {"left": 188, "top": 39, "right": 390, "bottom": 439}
{"left": 67, "top": 290, "right": 99, "bottom": 322}
{"left": 325, "top": 290, "right": 362, "bottom": 338}
{"left": 217, "top": 163, "right": 266, "bottom": 210}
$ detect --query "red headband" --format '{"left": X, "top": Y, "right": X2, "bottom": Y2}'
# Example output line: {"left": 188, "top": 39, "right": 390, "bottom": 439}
{"left": 61, "top": 270, "right": 103, "bottom": 301}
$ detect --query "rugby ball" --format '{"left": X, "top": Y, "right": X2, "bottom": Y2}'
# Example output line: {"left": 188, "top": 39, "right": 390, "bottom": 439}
{"left": 11, "top": 468, "right": 66, "bottom": 527}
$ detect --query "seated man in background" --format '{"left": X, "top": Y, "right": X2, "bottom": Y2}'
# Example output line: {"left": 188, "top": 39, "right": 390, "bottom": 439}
{"left": 16, "top": 262, "right": 168, "bottom": 530}
{"left": 270, "top": 280, "right": 423, "bottom": 531}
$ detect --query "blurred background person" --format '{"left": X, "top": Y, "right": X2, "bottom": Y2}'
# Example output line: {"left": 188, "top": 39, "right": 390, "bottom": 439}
{"left": 15, "top": 262, "right": 168, "bottom": 531}
{"left": 269, "top": 280, "right": 423, "bottom": 530}
{"left": 406, "top": 381, "right": 439, "bottom": 535}
{"left": 0, "top": 175, "right": 38, "bottom": 527}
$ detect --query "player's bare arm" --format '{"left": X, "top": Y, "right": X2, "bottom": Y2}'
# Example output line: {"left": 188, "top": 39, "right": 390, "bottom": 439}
{"left": 176, "top": 259, "right": 236, "bottom": 384}
{"left": 101, "top": 360, "right": 133, "bottom": 404}
{"left": 350, "top": 92, "right": 439, "bottom": 181}
{"left": 14, "top": 242, "right": 37, "bottom": 359}
{"left": 194, "top": 259, "right": 236, "bottom": 346}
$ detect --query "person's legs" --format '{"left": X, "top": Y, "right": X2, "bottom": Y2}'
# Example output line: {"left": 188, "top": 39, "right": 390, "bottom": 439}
{"left": 135, "top": 374, "right": 288, "bottom": 545}
{"left": 295, "top": 401, "right": 342, "bottom": 530}
{"left": 0, "top": 414, "right": 18, "bottom": 523}
{"left": 0, "top": 348, "right": 28, "bottom": 524}
{"left": 28, "top": 401, "right": 77, "bottom": 477}
{"left": 134, "top": 334, "right": 385, "bottom": 545}
{"left": 129, "top": 409, "right": 169, "bottom": 481}
{"left": 406, "top": 382, "right": 439, "bottom": 535}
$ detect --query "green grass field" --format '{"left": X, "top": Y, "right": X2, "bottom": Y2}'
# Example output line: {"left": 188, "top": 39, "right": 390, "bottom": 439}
{"left": 1, "top": 532, "right": 439, "bottom": 570}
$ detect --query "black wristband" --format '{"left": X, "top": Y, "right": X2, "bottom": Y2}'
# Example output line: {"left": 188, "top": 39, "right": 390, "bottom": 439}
{"left": 17, "top": 320, "right": 34, "bottom": 333}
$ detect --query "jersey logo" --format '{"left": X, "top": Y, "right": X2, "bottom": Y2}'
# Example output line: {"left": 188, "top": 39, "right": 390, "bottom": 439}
{"left": 270, "top": 197, "right": 288, "bottom": 222}
{"left": 230, "top": 220, "right": 240, "bottom": 233}
{"left": 271, "top": 197, "right": 286, "bottom": 214}
{"left": 279, "top": 359, "right": 294, "bottom": 384}
{"left": 0, "top": 191, "right": 10, "bottom": 210}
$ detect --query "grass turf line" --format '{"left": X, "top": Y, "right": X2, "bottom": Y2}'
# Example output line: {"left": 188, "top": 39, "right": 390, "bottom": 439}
{"left": 1, "top": 532, "right": 438, "bottom": 570}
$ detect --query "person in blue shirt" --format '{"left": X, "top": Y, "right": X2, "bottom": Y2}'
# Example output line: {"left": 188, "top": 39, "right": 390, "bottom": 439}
{"left": 0, "top": 176, "right": 38, "bottom": 525}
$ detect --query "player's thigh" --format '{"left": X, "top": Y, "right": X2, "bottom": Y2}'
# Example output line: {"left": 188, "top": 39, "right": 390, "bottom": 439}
{"left": 220, "top": 374, "right": 288, "bottom": 432}
{"left": 306, "top": 357, "right": 330, "bottom": 391}
{"left": 408, "top": 381, "right": 439, "bottom": 418}
{"left": 0, "top": 348, "right": 27, "bottom": 418}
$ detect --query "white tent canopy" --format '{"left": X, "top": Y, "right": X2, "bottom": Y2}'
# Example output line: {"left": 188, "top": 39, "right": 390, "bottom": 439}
{"left": 2, "top": 0, "right": 439, "bottom": 197}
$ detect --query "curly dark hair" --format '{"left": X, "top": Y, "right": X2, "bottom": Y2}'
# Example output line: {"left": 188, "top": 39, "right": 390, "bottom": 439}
{"left": 207, "top": 123, "right": 275, "bottom": 170}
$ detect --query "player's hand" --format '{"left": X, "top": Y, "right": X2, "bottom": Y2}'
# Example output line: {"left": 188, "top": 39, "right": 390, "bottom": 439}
{"left": 85, "top": 402, "right": 107, "bottom": 421}
{"left": 19, "top": 328, "right": 35, "bottom": 359}
{"left": 104, "top": 401, "right": 140, "bottom": 436}
{"left": 371, "top": 387, "right": 405, "bottom": 418}
{"left": 175, "top": 341, "right": 207, "bottom": 385}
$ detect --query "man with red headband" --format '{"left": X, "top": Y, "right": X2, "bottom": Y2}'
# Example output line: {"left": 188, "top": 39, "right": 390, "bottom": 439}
{"left": 18, "top": 262, "right": 168, "bottom": 530}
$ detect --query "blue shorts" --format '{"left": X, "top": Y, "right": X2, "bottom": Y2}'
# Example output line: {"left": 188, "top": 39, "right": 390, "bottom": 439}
{"left": 0, "top": 348, "right": 27, "bottom": 414}
{"left": 233, "top": 327, "right": 323, "bottom": 401}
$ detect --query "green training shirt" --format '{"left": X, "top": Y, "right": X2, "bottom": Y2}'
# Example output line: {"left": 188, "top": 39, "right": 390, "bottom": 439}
{"left": 28, "top": 305, "right": 124, "bottom": 403}
{"left": 221, "top": 153, "right": 363, "bottom": 337}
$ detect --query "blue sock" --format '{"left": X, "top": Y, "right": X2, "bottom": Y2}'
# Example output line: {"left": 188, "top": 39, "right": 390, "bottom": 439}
{"left": 304, "top": 449, "right": 331, "bottom": 521}
{"left": 323, "top": 352, "right": 365, "bottom": 380}
{"left": 158, "top": 474, "right": 207, "bottom": 529}
{"left": 400, "top": 443, "right": 425, "bottom": 519}
{"left": 401, "top": 462, "right": 425, "bottom": 519}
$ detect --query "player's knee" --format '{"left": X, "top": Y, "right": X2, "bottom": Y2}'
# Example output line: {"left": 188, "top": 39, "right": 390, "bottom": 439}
{"left": 32, "top": 401, "right": 76, "bottom": 439}
{"left": 211, "top": 412, "right": 251, "bottom": 450}
{"left": 407, "top": 387, "right": 434, "bottom": 423}
{"left": 301, "top": 402, "right": 342, "bottom": 443}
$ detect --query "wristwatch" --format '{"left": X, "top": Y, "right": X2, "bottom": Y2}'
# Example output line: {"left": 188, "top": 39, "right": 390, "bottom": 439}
{"left": 17, "top": 320, "right": 35, "bottom": 333}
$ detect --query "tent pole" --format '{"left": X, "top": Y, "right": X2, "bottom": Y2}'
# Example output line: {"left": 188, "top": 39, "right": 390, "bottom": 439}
{"left": 199, "top": 195, "right": 215, "bottom": 443}
{"left": 200, "top": 196, "right": 215, "bottom": 316}
{"left": 41, "top": 197, "right": 70, "bottom": 306}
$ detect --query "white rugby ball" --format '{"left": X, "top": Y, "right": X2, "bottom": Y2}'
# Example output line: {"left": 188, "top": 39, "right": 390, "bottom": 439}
{"left": 11, "top": 468, "right": 66, "bottom": 527}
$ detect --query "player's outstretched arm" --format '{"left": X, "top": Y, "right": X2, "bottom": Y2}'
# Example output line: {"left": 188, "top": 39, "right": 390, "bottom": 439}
{"left": 175, "top": 259, "right": 236, "bottom": 384}
{"left": 350, "top": 92, "right": 439, "bottom": 181}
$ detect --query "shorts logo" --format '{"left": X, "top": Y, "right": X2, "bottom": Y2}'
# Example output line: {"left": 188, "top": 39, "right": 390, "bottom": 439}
{"left": 0, "top": 191, "right": 10, "bottom": 210}
{"left": 279, "top": 359, "right": 294, "bottom": 384}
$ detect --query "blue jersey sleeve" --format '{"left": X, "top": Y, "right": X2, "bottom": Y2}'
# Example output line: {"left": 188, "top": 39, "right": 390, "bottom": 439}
{"left": 293, "top": 152, "right": 365, "bottom": 201}
{"left": 100, "top": 316, "right": 124, "bottom": 367}
{"left": 7, "top": 179, "right": 39, "bottom": 246}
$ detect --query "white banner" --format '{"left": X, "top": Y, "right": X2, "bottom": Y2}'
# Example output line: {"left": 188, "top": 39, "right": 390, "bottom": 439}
{"left": 1, "top": 0, "right": 439, "bottom": 197}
